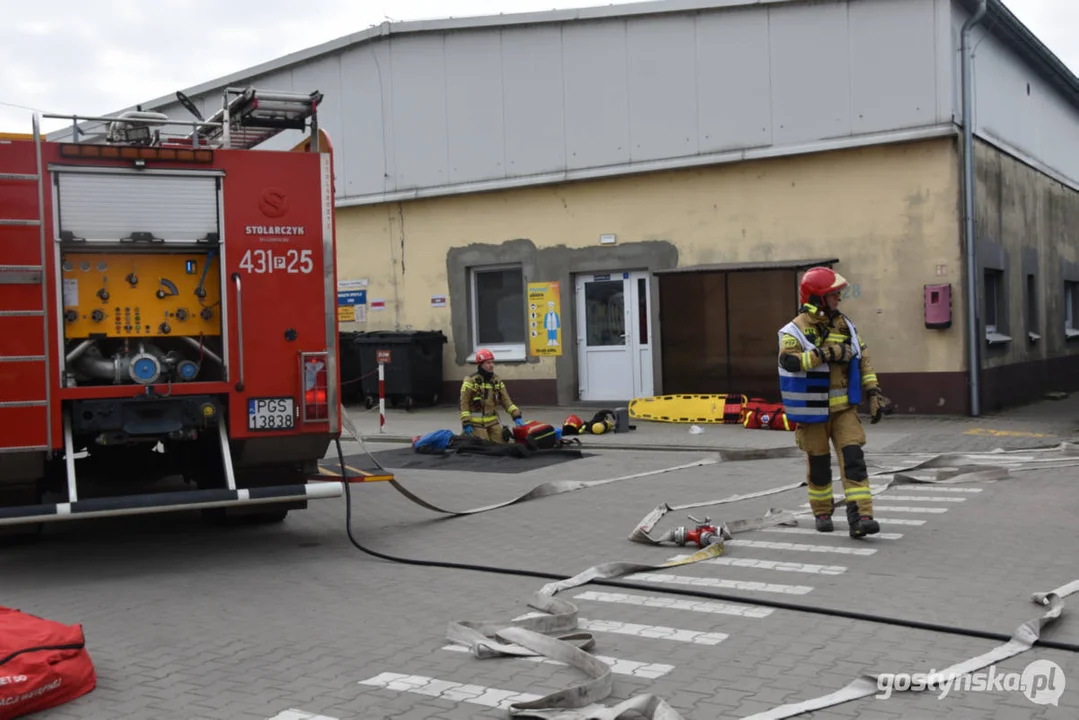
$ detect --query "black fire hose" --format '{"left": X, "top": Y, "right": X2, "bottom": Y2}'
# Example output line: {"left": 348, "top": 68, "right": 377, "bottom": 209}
{"left": 333, "top": 437, "right": 1079, "bottom": 654}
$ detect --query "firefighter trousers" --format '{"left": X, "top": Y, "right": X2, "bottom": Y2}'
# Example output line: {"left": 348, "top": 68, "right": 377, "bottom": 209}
{"left": 472, "top": 422, "right": 507, "bottom": 443}
{"left": 794, "top": 406, "right": 873, "bottom": 518}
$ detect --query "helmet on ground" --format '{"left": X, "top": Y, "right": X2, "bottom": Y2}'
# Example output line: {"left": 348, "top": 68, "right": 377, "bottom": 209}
{"left": 475, "top": 348, "right": 495, "bottom": 364}
{"left": 799, "top": 267, "right": 848, "bottom": 306}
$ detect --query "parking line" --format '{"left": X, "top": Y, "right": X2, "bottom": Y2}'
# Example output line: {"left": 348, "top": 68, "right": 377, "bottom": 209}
{"left": 442, "top": 644, "right": 675, "bottom": 678}
{"left": 358, "top": 672, "right": 541, "bottom": 710}
{"left": 624, "top": 571, "right": 814, "bottom": 595}
{"left": 667, "top": 554, "right": 848, "bottom": 575}
{"left": 573, "top": 590, "right": 774, "bottom": 618}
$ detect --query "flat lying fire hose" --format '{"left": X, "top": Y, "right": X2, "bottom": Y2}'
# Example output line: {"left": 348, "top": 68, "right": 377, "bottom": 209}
{"left": 448, "top": 445, "right": 1079, "bottom": 719}
{"left": 741, "top": 578, "right": 1079, "bottom": 720}
{"left": 343, "top": 417, "right": 1079, "bottom": 718}
{"left": 342, "top": 407, "right": 723, "bottom": 517}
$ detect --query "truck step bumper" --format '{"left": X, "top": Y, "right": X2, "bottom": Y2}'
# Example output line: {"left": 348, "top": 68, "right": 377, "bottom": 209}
{"left": 0, "top": 482, "right": 342, "bottom": 527}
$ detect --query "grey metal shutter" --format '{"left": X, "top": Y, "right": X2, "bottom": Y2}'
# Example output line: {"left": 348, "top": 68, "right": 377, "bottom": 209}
{"left": 56, "top": 172, "right": 219, "bottom": 243}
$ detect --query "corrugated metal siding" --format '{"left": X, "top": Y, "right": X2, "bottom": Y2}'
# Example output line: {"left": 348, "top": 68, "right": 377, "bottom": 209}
{"left": 954, "top": 1, "right": 1079, "bottom": 188}
{"left": 149, "top": 0, "right": 1079, "bottom": 203}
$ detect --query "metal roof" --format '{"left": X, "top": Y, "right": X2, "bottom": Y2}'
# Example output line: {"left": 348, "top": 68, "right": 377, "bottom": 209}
{"left": 55, "top": 0, "right": 1079, "bottom": 137}
{"left": 130, "top": 0, "right": 802, "bottom": 114}
{"left": 654, "top": 258, "right": 839, "bottom": 275}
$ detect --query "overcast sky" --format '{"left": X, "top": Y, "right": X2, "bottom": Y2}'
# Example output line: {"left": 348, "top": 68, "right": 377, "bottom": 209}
{"left": 2, "top": 0, "right": 1076, "bottom": 134}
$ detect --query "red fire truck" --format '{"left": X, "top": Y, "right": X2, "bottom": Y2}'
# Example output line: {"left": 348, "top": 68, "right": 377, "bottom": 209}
{"left": 0, "top": 87, "right": 344, "bottom": 533}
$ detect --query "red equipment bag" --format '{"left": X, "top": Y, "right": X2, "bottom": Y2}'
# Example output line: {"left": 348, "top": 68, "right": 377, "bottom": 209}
{"left": 741, "top": 399, "right": 798, "bottom": 432}
{"left": 512, "top": 421, "right": 558, "bottom": 450}
{"left": 0, "top": 607, "right": 96, "bottom": 719}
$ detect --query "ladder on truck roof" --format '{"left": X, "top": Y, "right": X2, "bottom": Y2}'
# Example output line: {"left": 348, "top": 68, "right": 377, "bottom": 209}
{"left": 190, "top": 87, "right": 324, "bottom": 150}
{"left": 0, "top": 115, "right": 51, "bottom": 455}
{"left": 44, "top": 85, "right": 324, "bottom": 151}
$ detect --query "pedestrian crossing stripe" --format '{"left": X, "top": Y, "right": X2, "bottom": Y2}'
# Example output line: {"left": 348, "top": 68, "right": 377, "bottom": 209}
{"left": 331, "top": 473, "right": 997, "bottom": 719}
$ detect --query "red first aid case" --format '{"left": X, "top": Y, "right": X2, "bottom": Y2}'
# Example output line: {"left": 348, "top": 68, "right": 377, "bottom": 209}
{"left": 0, "top": 606, "right": 96, "bottom": 719}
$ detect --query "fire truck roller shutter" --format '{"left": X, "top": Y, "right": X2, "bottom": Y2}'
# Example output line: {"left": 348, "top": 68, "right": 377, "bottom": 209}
{"left": 55, "top": 170, "right": 220, "bottom": 244}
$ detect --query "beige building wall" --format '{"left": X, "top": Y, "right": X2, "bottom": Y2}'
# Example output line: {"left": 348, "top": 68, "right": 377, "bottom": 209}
{"left": 335, "top": 137, "right": 963, "bottom": 404}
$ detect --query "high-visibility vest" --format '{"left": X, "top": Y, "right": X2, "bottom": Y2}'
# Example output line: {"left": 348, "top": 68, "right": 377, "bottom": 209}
{"left": 777, "top": 322, "right": 831, "bottom": 424}
{"left": 777, "top": 317, "right": 864, "bottom": 423}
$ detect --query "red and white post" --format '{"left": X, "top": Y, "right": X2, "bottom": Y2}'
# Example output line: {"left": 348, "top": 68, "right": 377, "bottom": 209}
{"left": 378, "top": 362, "right": 386, "bottom": 433}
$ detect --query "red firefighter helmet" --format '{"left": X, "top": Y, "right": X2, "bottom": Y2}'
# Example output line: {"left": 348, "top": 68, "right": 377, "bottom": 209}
{"left": 799, "top": 267, "right": 848, "bottom": 305}
{"left": 475, "top": 348, "right": 495, "bottom": 364}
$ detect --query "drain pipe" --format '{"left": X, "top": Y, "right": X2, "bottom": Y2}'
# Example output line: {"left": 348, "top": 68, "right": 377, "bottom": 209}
{"left": 961, "top": 0, "right": 988, "bottom": 417}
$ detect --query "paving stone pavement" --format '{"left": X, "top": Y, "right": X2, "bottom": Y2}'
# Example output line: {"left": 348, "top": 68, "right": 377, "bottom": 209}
{"left": 4, "top": 422, "right": 1079, "bottom": 720}
{"left": 348, "top": 391, "right": 1079, "bottom": 457}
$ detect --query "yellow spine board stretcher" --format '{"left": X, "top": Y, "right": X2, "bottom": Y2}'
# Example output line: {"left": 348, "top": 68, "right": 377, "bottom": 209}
{"left": 628, "top": 394, "right": 748, "bottom": 424}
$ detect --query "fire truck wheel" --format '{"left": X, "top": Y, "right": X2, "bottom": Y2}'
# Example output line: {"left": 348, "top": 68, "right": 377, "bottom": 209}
{"left": 405, "top": 396, "right": 415, "bottom": 411}
{"left": 364, "top": 395, "right": 375, "bottom": 410}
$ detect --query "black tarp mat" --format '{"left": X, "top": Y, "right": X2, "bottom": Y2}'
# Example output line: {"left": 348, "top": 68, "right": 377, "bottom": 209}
{"left": 366, "top": 444, "right": 590, "bottom": 474}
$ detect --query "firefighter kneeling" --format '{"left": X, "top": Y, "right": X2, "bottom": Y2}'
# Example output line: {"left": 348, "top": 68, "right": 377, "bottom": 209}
{"left": 778, "top": 267, "right": 892, "bottom": 538}
{"left": 459, "top": 348, "right": 523, "bottom": 443}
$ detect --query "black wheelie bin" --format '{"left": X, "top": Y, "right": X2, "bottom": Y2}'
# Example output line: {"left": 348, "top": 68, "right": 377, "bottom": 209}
{"left": 338, "top": 330, "right": 367, "bottom": 404}
{"left": 350, "top": 330, "right": 448, "bottom": 410}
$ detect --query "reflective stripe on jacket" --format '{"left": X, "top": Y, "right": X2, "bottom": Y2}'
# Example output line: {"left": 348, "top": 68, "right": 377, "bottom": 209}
{"left": 777, "top": 321, "right": 830, "bottom": 424}
{"left": 459, "top": 372, "right": 521, "bottom": 428}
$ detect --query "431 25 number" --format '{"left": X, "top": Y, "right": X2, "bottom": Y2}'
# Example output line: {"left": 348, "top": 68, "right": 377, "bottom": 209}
{"left": 239, "top": 249, "right": 314, "bottom": 274}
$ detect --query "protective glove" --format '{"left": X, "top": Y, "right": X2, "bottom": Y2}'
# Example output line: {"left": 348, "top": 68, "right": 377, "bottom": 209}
{"left": 514, "top": 417, "right": 525, "bottom": 427}
{"left": 868, "top": 388, "right": 892, "bottom": 424}
{"left": 819, "top": 343, "right": 852, "bottom": 363}
{"left": 463, "top": 425, "right": 473, "bottom": 435}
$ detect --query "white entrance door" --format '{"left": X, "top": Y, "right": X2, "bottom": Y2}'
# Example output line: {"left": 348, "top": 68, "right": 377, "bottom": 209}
{"left": 575, "top": 271, "right": 654, "bottom": 402}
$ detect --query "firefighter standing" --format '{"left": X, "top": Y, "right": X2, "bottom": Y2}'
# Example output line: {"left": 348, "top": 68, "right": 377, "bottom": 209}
{"left": 459, "top": 348, "right": 524, "bottom": 443}
{"left": 777, "top": 267, "right": 892, "bottom": 538}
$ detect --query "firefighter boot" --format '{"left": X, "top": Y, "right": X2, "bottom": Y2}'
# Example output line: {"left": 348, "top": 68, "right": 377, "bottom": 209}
{"left": 805, "top": 454, "right": 835, "bottom": 532}
{"left": 846, "top": 501, "right": 880, "bottom": 538}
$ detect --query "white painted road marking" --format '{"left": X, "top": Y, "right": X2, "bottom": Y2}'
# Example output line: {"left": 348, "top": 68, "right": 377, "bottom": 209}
{"left": 267, "top": 711, "right": 340, "bottom": 720}
{"left": 800, "top": 503, "right": 949, "bottom": 514}
{"left": 667, "top": 554, "right": 848, "bottom": 575}
{"left": 624, "top": 571, "right": 814, "bottom": 595}
{"left": 573, "top": 590, "right": 774, "bottom": 618}
{"left": 762, "top": 527, "right": 904, "bottom": 540}
{"left": 359, "top": 672, "right": 541, "bottom": 710}
{"left": 877, "top": 495, "right": 967, "bottom": 502}
{"left": 442, "top": 644, "right": 675, "bottom": 678}
{"left": 580, "top": 617, "right": 730, "bottom": 645}
{"left": 889, "top": 486, "right": 982, "bottom": 493}
{"left": 793, "top": 513, "right": 927, "bottom": 525}
{"left": 514, "top": 611, "right": 730, "bottom": 644}
{"left": 727, "top": 539, "right": 878, "bottom": 555}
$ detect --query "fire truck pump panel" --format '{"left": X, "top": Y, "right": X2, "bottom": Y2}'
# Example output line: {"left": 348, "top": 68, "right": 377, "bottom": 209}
{"left": 62, "top": 251, "right": 222, "bottom": 387}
